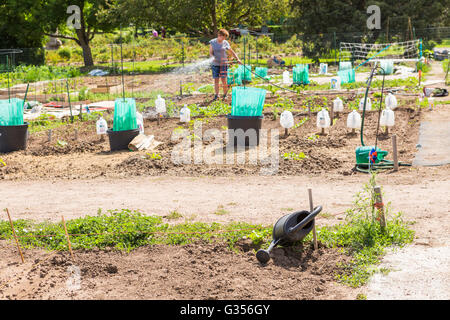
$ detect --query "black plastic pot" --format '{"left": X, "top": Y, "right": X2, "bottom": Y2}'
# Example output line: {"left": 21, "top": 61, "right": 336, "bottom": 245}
{"left": 0, "top": 122, "right": 29, "bottom": 153}
{"left": 107, "top": 128, "right": 140, "bottom": 151}
{"left": 227, "top": 114, "right": 263, "bottom": 147}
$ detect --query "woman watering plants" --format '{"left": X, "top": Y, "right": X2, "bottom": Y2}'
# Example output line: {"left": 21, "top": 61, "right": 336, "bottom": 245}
{"left": 209, "top": 29, "right": 242, "bottom": 101}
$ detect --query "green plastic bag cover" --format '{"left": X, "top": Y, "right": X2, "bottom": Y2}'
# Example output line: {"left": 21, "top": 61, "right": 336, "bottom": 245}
{"left": 339, "top": 61, "right": 352, "bottom": 71}
{"left": 337, "top": 69, "right": 356, "bottom": 84}
{"left": 233, "top": 68, "right": 243, "bottom": 85}
{"left": 255, "top": 67, "right": 268, "bottom": 79}
{"left": 293, "top": 64, "right": 309, "bottom": 84}
{"left": 379, "top": 60, "right": 394, "bottom": 75}
{"left": 113, "top": 98, "right": 138, "bottom": 131}
{"left": 231, "top": 86, "right": 266, "bottom": 117}
{"left": 0, "top": 98, "right": 24, "bottom": 126}
{"left": 237, "top": 65, "right": 252, "bottom": 82}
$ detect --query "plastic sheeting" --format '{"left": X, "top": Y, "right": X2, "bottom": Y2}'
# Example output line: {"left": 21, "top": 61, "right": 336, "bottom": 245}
{"left": 231, "top": 86, "right": 266, "bottom": 117}
{"left": 113, "top": 98, "right": 138, "bottom": 131}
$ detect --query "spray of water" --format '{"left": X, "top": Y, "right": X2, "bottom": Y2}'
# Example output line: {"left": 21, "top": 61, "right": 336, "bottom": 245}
{"left": 171, "top": 57, "right": 214, "bottom": 74}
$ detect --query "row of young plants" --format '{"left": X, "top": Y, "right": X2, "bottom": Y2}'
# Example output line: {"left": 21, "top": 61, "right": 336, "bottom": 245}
{"left": 0, "top": 175, "right": 414, "bottom": 287}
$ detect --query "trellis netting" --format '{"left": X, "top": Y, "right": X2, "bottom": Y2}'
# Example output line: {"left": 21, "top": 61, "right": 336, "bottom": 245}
{"left": 337, "top": 68, "right": 356, "bottom": 84}
{"left": 113, "top": 98, "right": 138, "bottom": 131}
{"left": 231, "top": 86, "right": 266, "bottom": 117}
{"left": 379, "top": 60, "right": 394, "bottom": 75}
{"left": 293, "top": 64, "right": 309, "bottom": 84}
{"left": 0, "top": 98, "right": 25, "bottom": 126}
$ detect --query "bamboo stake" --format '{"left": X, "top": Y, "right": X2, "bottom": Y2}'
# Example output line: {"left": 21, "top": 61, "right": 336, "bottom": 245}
{"left": 5, "top": 209, "right": 25, "bottom": 263}
{"left": 61, "top": 216, "right": 74, "bottom": 260}
{"left": 307, "top": 188, "right": 318, "bottom": 250}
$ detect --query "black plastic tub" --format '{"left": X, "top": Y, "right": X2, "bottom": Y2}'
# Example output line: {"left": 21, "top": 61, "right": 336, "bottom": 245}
{"left": 226, "top": 114, "right": 263, "bottom": 147}
{"left": 107, "top": 128, "right": 140, "bottom": 151}
{"left": 0, "top": 122, "right": 29, "bottom": 153}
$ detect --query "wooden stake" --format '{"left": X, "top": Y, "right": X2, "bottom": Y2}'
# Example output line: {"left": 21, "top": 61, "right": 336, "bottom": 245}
{"left": 5, "top": 209, "right": 25, "bottom": 263}
{"left": 373, "top": 186, "right": 386, "bottom": 231}
{"left": 307, "top": 188, "right": 318, "bottom": 250}
{"left": 47, "top": 129, "right": 52, "bottom": 142}
{"left": 285, "top": 128, "right": 289, "bottom": 138}
{"left": 74, "top": 129, "right": 78, "bottom": 141}
{"left": 392, "top": 134, "right": 399, "bottom": 171}
{"left": 61, "top": 216, "right": 74, "bottom": 260}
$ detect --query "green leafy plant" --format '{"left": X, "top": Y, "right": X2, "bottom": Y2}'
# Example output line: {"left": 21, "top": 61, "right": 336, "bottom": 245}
{"left": 0, "top": 158, "right": 6, "bottom": 167}
{"left": 146, "top": 152, "right": 162, "bottom": 160}
{"left": 283, "top": 152, "right": 307, "bottom": 160}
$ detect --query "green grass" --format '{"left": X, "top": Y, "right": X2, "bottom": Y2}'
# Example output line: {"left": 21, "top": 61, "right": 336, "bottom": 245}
{"left": 0, "top": 175, "right": 414, "bottom": 287}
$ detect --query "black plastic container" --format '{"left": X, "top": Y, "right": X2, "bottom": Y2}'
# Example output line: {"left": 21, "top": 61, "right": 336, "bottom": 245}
{"left": 107, "top": 128, "right": 140, "bottom": 151}
{"left": 227, "top": 114, "right": 263, "bottom": 147}
{"left": 0, "top": 122, "right": 29, "bottom": 153}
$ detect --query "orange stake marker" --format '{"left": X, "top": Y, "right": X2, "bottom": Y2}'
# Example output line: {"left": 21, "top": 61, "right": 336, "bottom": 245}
{"left": 61, "top": 216, "right": 74, "bottom": 260}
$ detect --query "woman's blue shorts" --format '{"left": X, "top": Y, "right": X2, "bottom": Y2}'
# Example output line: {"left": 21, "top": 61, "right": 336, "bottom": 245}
{"left": 211, "top": 65, "right": 228, "bottom": 79}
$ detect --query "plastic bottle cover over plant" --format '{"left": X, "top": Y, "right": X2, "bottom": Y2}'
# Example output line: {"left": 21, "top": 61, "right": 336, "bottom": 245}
{"left": 180, "top": 104, "right": 191, "bottom": 122}
{"left": 113, "top": 98, "right": 138, "bottom": 131}
{"left": 333, "top": 97, "right": 344, "bottom": 112}
{"left": 0, "top": 98, "right": 25, "bottom": 126}
{"left": 280, "top": 110, "right": 294, "bottom": 128}
{"left": 347, "top": 110, "right": 362, "bottom": 129}
{"left": 330, "top": 76, "right": 341, "bottom": 89}
{"left": 155, "top": 95, "right": 166, "bottom": 113}
{"left": 339, "top": 61, "right": 352, "bottom": 71}
{"left": 316, "top": 108, "right": 331, "bottom": 128}
{"left": 359, "top": 97, "right": 372, "bottom": 111}
{"left": 282, "top": 70, "right": 290, "bottom": 84}
{"left": 380, "top": 109, "right": 395, "bottom": 127}
{"left": 385, "top": 93, "right": 397, "bottom": 110}
{"left": 136, "top": 112, "right": 144, "bottom": 134}
{"left": 96, "top": 117, "right": 107, "bottom": 135}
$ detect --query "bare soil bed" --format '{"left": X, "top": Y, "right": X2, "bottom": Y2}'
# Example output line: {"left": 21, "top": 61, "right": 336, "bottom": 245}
{"left": 0, "top": 239, "right": 355, "bottom": 300}
{"left": 0, "top": 99, "right": 422, "bottom": 180}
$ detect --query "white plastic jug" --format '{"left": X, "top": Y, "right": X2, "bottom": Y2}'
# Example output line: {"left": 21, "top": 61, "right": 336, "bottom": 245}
{"left": 347, "top": 110, "right": 361, "bottom": 129}
{"left": 316, "top": 109, "right": 331, "bottom": 128}
{"left": 380, "top": 108, "right": 395, "bottom": 127}
{"left": 428, "top": 97, "right": 435, "bottom": 110}
{"left": 359, "top": 97, "right": 372, "bottom": 111}
{"left": 280, "top": 110, "right": 294, "bottom": 129}
{"left": 136, "top": 112, "right": 144, "bottom": 134}
{"left": 385, "top": 93, "right": 398, "bottom": 110}
{"left": 330, "top": 77, "right": 341, "bottom": 90}
{"left": 180, "top": 104, "right": 190, "bottom": 123}
{"left": 155, "top": 95, "right": 166, "bottom": 114}
{"left": 319, "top": 63, "right": 328, "bottom": 75}
{"left": 333, "top": 97, "right": 344, "bottom": 112}
{"left": 96, "top": 117, "right": 107, "bottom": 135}
{"left": 282, "top": 70, "right": 290, "bottom": 84}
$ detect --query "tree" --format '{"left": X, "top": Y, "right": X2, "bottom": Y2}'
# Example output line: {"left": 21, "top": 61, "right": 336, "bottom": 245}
{"left": 290, "top": 0, "right": 450, "bottom": 62}
{"left": 32, "top": 0, "right": 119, "bottom": 67}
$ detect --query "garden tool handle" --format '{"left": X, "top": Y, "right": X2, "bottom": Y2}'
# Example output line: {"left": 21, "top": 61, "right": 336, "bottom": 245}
{"left": 287, "top": 206, "right": 322, "bottom": 234}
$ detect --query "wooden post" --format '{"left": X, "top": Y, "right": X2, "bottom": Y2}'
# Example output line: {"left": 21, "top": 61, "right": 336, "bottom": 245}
{"left": 392, "top": 134, "right": 399, "bottom": 171}
{"left": 79, "top": 105, "right": 83, "bottom": 121}
{"left": 373, "top": 186, "right": 386, "bottom": 231}
{"left": 330, "top": 108, "right": 334, "bottom": 125}
{"left": 157, "top": 113, "right": 160, "bottom": 125}
{"left": 61, "top": 216, "right": 74, "bottom": 260}
{"left": 307, "top": 188, "right": 318, "bottom": 250}
{"left": 47, "top": 129, "right": 52, "bottom": 142}
{"left": 5, "top": 209, "right": 25, "bottom": 263}
{"left": 285, "top": 128, "right": 288, "bottom": 138}
{"left": 74, "top": 129, "right": 78, "bottom": 141}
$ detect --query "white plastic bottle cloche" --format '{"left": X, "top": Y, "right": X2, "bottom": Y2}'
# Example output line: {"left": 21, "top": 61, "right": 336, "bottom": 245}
{"left": 280, "top": 110, "right": 294, "bottom": 129}
{"left": 180, "top": 104, "right": 191, "bottom": 123}
{"left": 155, "top": 95, "right": 166, "bottom": 114}
{"left": 96, "top": 117, "right": 108, "bottom": 135}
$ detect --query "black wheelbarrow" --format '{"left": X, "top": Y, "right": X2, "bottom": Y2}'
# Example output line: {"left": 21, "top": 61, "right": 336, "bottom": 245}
{"left": 256, "top": 205, "right": 322, "bottom": 264}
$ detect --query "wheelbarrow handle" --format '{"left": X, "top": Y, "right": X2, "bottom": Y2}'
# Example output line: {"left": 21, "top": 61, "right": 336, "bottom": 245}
{"left": 287, "top": 205, "right": 322, "bottom": 234}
